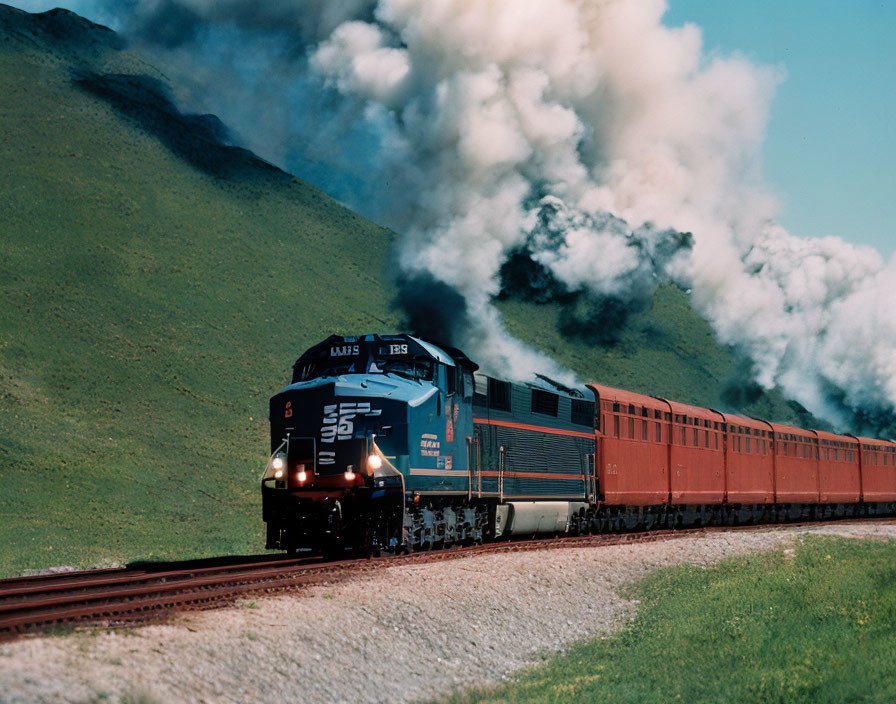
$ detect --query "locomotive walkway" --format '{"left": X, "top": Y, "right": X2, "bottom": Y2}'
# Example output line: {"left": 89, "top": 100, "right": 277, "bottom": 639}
{"left": 2, "top": 517, "right": 893, "bottom": 640}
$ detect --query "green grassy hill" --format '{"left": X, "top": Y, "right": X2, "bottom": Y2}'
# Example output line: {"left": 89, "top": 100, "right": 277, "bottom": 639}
{"left": 0, "top": 5, "right": 816, "bottom": 576}
{"left": 0, "top": 5, "right": 404, "bottom": 575}
{"left": 497, "top": 288, "right": 814, "bottom": 424}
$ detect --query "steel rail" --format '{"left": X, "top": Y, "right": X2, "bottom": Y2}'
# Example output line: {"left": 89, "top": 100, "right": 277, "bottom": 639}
{"left": 0, "top": 556, "right": 322, "bottom": 600}
{"left": 1, "top": 516, "right": 893, "bottom": 640}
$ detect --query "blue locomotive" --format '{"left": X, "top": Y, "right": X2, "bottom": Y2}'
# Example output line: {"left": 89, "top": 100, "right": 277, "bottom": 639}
{"left": 261, "top": 334, "right": 596, "bottom": 554}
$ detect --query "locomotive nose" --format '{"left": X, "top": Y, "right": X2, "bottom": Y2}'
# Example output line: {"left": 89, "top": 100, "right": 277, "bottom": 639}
{"left": 265, "top": 435, "right": 389, "bottom": 489}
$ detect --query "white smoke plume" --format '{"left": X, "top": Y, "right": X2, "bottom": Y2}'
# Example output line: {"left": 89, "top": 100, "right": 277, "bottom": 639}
{"left": 15, "top": 0, "right": 896, "bottom": 430}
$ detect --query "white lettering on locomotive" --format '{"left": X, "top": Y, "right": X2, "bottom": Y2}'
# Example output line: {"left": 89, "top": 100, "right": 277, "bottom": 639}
{"left": 420, "top": 433, "right": 440, "bottom": 457}
{"left": 388, "top": 344, "right": 408, "bottom": 355}
{"left": 330, "top": 344, "right": 360, "bottom": 356}
{"left": 320, "top": 402, "right": 381, "bottom": 444}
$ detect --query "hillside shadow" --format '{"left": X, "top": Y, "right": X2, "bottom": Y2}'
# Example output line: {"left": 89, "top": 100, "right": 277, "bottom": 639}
{"left": 73, "top": 71, "right": 292, "bottom": 183}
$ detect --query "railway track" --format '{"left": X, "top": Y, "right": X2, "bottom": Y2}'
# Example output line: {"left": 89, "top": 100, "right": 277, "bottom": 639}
{"left": 2, "top": 517, "right": 892, "bottom": 640}
{"left": 0, "top": 553, "right": 346, "bottom": 640}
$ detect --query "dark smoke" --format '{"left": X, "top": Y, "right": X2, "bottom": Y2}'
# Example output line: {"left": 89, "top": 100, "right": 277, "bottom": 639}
{"left": 98, "top": 0, "right": 375, "bottom": 46}
{"left": 497, "top": 247, "right": 572, "bottom": 305}
{"left": 818, "top": 381, "right": 896, "bottom": 440}
{"left": 525, "top": 197, "right": 694, "bottom": 304}
{"left": 498, "top": 248, "right": 642, "bottom": 346}
{"left": 558, "top": 296, "right": 642, "bottom": 346}
{"left": 498, "top": 203, "right": 694, "bottom": 348}
{"left": 784, "top": 399, "right": 832, "bottom": 433}
{"left": 394, "top": 273, "right": 471, "bottom": 351}
{"left": 125, "top": 0, "right": 202, "bottom": 48}
{"left": 720, "top": 358, "right": 766, "bottom": 409}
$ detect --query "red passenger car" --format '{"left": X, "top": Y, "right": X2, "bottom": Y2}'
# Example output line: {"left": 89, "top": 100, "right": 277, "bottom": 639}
{"left": 816, "top": 431, "right": 861, "bottom": 504}
{"left": 666, "top": 401, "right": 725, "bottom": 504}
{"left": 589, "top": 384, "right": 669, "bottom": 506}
{"left": 769, "top": 424, "right": 819, "bottom": 504}
{"left": 587, "top": 381, "right": 896, "bottom": 530}
{"left": 720, "top": 414, "right": 774, "bottom": 504}
{"left": 857, "top": 438, "right": 896, "bottom": 503}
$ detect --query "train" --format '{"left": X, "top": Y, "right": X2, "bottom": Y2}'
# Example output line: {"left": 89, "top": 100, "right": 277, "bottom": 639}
{"left": 261, "top": 333, "right": 896, "bottom": 554}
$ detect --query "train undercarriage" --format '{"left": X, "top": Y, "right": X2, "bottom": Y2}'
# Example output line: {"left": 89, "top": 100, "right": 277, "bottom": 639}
{"left": 264, "top": 491, "right": 896, "bottom": 557}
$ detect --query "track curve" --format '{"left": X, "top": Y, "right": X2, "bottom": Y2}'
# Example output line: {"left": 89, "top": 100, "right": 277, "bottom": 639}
{"left": 3, "top": 516, "right": 893, "bottom": 640}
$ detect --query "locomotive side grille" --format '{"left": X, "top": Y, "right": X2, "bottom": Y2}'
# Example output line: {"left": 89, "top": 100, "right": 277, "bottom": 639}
{"left": 490, "top": 425, "right": 592, "bottom": 497}
{"left": 570, "top": 399, "right": 595, "bottom": 427}
{"left": 531, "top": 389, "right": 559, "bottom": 417}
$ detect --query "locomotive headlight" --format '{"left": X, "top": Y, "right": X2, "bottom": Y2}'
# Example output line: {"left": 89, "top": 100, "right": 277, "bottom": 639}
{"left": 345, "top": 470, "right": 356, "bottom": 481}
{"left": 297, "top": 470, "right": 307, "bottom": 482}
{"left": 274, "top": 468, "right": 284, "bottom": 479}
{"left": 367, "top": 453, "right": 382, "bottom": 471}
{"left": 272, "top": 456, "right": 285, "bottom": 470}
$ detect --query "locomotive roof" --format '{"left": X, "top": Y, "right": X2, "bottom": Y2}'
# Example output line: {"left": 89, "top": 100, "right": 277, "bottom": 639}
{"left": 295, "top": 333, "right": 477, "bottom": 370}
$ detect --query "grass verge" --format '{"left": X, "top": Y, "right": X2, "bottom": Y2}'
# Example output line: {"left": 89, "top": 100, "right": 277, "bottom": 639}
{"left": 442, "top": 536, "right": 896, "bottom": 704}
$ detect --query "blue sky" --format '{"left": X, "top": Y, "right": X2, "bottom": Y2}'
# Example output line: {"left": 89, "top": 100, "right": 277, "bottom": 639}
{"left": 664, "top": 0, "right": 895, "bottom": 257}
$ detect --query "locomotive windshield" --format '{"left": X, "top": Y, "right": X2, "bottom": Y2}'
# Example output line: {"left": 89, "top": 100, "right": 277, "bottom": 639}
{"left": 293, "top": 358, "right": 360, "bottom": 382}
{"left": 369, "top": 355, "right": 433, "bottom": 381}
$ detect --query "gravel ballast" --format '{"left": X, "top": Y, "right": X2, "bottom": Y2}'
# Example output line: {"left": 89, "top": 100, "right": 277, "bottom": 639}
{"left": 2, "top": 522, "right": 895, "bottom": 704}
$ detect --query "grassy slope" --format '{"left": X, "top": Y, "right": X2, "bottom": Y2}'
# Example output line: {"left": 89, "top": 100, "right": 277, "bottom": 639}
{"left": 0, "top": 6, "right": 818, "bottom": 576}
{"left": 498, "top": 289, "right": 816, "bottom": 425}
{"left": 445, "top": 536, "right": 896, "bottom": 703}
{"left": 498, "top": 289, "right": 731, "bottom": 407}
{"left": 0, "top": 7, "right": 401, "bottom": 575}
